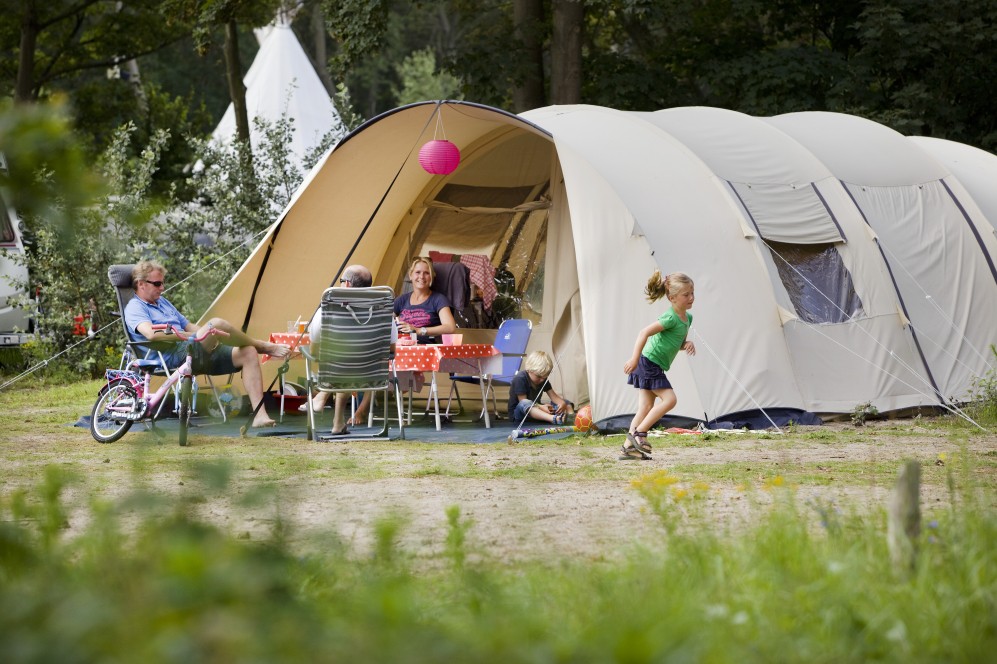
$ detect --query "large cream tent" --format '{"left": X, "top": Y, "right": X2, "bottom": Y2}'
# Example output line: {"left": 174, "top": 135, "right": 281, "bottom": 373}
{"left": 202, "top": 101, "right": 997, "bottom": 427}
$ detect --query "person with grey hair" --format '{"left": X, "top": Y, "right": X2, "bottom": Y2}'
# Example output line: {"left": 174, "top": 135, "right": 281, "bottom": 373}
{"left": 303, "top": 265, "right": 387, "bottom": 435}
{"left": 124, "top": 259, "right": 290, "bottom": 428}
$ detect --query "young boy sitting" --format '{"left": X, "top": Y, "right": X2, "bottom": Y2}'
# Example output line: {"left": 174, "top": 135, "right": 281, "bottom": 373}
{"left": 507, "top": 350, "right": 575, "bottom": 425}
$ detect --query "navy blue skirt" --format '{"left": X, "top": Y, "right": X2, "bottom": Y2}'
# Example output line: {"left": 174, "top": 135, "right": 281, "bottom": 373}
{"left": 628, "top": 354, "right": 673, "bottom": 391}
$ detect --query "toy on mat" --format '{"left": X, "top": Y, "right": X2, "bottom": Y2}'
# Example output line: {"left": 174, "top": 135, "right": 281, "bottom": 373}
{"left": 509, "top": 404, "right": 598, "bottom": 442}
{"left": 508, "top": 425, "right": 577, "bottom": 442}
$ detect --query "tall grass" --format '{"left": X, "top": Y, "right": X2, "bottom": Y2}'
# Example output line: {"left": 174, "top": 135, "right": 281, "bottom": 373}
{"left": 1, "top": 459, "right": 994, "bottom": 662}
{"left": 965, "top": 345, "right": 997, "bottom": 426}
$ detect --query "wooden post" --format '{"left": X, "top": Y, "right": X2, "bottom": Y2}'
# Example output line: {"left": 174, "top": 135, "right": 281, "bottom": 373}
{"left": 887, "top": 460, "right": 921, "bottom": 573}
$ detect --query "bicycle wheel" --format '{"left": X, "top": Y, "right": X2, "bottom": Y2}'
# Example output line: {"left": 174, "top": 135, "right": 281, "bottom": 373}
{"left": 90, "top": 379, "right": 137, "bottom": 443}
{"left": 178, "top": 374, "right": 193, "bottom": 446}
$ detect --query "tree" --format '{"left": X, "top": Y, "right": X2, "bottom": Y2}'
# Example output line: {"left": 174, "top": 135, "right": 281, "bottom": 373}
{"left": 550, "top": 0, "right": 582, "bottom": 104}
{"left": 393, "top": 48, "right": 461, "bottom": 106}
{"left": 512, "top": 0, "right": 545, "bottom": 111}
{"left": 163, "top": 0, "right": 282, "bottom": 146}
{"left": 3, "top": 0, "right": 188, "bottom": 104}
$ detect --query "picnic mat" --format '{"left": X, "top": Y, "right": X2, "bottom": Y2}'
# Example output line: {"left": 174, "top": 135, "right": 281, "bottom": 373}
{"left": 73, "top": 409, "right": 581, "bottom": 444}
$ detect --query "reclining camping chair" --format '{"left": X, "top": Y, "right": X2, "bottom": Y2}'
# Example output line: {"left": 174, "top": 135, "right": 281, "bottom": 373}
{"left": 107, "top": 264, "right": 229, "bottom": 422}
{"left": 446, "top": 318, "right": 532, "bottom": 420}
{"left": 303, "top": 285, "right": 404, "bottom": 441}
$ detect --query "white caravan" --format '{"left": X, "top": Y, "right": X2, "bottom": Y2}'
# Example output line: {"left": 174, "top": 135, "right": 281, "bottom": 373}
{"left": 0, "top": 153, "right": 33, "bottom": 348}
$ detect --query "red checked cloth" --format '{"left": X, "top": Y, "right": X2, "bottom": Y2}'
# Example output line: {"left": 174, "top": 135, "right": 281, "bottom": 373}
{"left": 459, "top": 254, "right": 498, "bottom": 311}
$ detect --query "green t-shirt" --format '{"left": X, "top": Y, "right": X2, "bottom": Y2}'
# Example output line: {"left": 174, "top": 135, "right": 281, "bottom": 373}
{"left": 642, "top": 307, "right": 691, "bottom": 371}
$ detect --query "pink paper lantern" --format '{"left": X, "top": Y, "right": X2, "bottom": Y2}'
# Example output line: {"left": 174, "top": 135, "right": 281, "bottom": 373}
{"left": 418, "top": 139, "right": 460, "bottom": 175}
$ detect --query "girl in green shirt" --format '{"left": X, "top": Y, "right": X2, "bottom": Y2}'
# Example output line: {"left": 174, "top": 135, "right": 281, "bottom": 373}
{"left": 621, "top": 271, "right": 696, "bottom": 460}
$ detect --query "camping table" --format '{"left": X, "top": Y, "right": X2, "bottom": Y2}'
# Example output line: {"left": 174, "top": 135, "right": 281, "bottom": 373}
{"left": 263, "top": 332, "right": 311, "bottom": 422}
{"left": 392, "top": 343, "right": 501, "bottom": 431}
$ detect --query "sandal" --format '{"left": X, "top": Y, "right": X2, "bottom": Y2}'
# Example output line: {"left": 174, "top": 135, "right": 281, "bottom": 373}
{"left": 619, "top": 442, "right": 651, "bottom": 461}
{"left": 627, "top": 431, "right": 652, "bottom": 455}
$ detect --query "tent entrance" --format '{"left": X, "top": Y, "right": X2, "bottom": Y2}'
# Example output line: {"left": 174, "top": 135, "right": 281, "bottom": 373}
{"left": 401, "top": 182, "right": 552, "bottom": 330}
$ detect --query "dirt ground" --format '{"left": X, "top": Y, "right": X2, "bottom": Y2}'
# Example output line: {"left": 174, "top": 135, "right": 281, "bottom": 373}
{"left": 147, "top": 419, "right": 995, "bottom": 563}
{"left": 5, "top": 410, "right": 990, "bottom": 563}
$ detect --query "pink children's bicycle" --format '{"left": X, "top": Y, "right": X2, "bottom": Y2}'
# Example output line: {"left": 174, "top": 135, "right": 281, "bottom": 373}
{"left": 89, "top": 323, "right": 228, "bottom": 446}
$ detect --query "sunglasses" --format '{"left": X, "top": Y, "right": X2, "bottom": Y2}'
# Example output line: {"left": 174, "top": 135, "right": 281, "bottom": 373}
{"left": 145, "top": 280, "right": 165, "bottom": 288}
{"left": 339, "top": 278, "right": 350, "bottom": 284}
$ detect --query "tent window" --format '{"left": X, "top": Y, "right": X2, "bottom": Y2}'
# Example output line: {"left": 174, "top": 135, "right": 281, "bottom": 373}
{"left": 767, "top": 241, "right": 863, "bottom": 324}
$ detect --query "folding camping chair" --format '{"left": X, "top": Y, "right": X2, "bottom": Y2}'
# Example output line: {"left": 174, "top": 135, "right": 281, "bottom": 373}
{"left": 445, "top": 318, "right": 533, "bottom": 420}
{"left": 106, "top": 264, "right": 229, "bottom": 421}
{"left": 302, "top": 285, "right": 405, "bottom": 441}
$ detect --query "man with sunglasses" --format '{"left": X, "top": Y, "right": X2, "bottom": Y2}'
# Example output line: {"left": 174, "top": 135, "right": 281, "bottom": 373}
{"left": 124, "top": 260, "right": 289, "bottom": 428}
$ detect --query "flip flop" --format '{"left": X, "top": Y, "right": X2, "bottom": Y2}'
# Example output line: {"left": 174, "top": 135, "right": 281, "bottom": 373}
{"left": 329, "top": 428, "right": 350, "bottom": 436}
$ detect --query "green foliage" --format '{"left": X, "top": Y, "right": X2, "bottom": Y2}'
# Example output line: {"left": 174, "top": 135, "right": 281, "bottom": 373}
{"left": 163, "top": 0, "right": 282, "bottom": 54}
{"left": 3, "top": 97, "right": 338, "bottom": 380}
{"left": 1, "top": 456, "right": 994, "bottom": 661}
{"left": 965, "top": 345, "right": 997, "bottom": 426}
{"left": 444, "top": 0, "right": 518, "bottom": 108}
{"left": 1, "top": 0, "right": 189, "bottom": 101}
{"left": 852, "top": 401, "right": 880, "bottom": 426}
{"left": 0, "top": 100, "right": 101, "bottom": 231}
{"left": 320, "top": 0, "right": 390, "bottom": 76}
{"left": 393, "top": 48, "right": 462, "bottom": 105}
{"left": 10, "top": 122, "right": 169, "bottom": 378}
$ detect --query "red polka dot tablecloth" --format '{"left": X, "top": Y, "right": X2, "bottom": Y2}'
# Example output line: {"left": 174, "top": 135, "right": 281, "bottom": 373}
{"left": 392, "top": 343, "right": 498, "bottom": 372}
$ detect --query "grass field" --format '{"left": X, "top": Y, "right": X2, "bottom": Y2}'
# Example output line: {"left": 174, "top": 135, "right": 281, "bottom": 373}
{"left": 1, "top": 378, "right": 995, "bottom": 661}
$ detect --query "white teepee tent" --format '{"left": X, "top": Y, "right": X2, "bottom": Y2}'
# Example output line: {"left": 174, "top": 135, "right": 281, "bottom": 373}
{"left": 211, "top": 19, "right": 341, "bottom": 170}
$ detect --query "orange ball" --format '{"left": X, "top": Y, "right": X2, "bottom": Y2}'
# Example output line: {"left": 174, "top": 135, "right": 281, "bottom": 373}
{"left": 574, "top": 404, "right": 596, "bottom": 431}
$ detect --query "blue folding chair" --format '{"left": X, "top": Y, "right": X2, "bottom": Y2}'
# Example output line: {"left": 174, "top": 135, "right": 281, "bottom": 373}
{"left": 445, "top": 318, "right": 532, "bottom": 420}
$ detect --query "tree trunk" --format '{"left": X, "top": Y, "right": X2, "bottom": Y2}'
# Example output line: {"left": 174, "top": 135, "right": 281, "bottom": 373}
{"left": 311, "top": 0, "right": 334, "bottom": 95}
{"left": 224, "top": 19, "right": 251, "bottom": 145}
{"left": 512, "top": 0, "right": 546, "bottom": 112}
{"left": 551, "top": 0, "right": 582, "bottom": 105}
{"left": 16, "top": 2, "right": 39, "bottom": 103}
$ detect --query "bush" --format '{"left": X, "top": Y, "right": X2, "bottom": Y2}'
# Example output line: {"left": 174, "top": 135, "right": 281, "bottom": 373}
{"left": 966, "top": 345, "right": 997, "bottom": 425}
{"left": 4, "top": 96, "right": 356, "bottom": 381}
{"left": 1, "top": 458, "right": 994, "bottom": 662}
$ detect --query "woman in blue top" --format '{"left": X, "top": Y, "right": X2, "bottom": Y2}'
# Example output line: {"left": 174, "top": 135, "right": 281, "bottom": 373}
{"left": 621, "top": 271, "right": 697, "bottom": 460}
{"left": 393, "top": 257, "right": 457, "bottom": 343}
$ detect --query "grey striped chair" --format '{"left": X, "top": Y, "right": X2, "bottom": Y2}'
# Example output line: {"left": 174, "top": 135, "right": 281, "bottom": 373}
{"left": 303, "top": 286, "right": 404, "bottom": 440}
